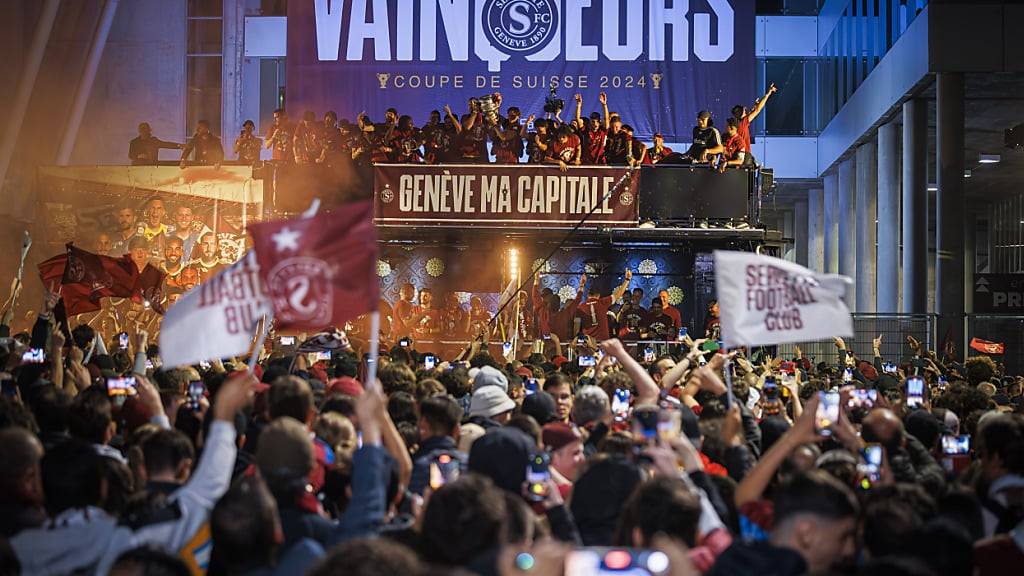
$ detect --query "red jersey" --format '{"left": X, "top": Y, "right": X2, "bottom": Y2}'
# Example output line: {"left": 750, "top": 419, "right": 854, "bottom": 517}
{"left": 577, "top": 295, "right": 614, "bottom": 340}
{"left": 532, "top": 283, "right": 551, "bottom": 336}
{"left": 645, "top": 145, "right": 674, "bottom": 164}
{"left": 581, "top": 127, "right": 607, "bottom": 164}
{"left": 550, "top": 134, "right": 581, "bottom": 163}
{"left": 738, "top": 116, "right": 752, "bottom": 153}
{"left": 392, "top": 299, "right": 415, "bottom": 339}
{"left": 411, "top": 306, "right": 442, "bottom": 338}
{"left": 724, "top": 132, "right": 745, "bottom": 161}
{"left": 645, "top": 306, "right": 682, "bottom": 340}
{"left": 550, "top": 290, "right": 585, "bottom": 340}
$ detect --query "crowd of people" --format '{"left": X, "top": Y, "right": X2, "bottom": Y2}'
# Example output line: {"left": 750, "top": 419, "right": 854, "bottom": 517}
{"left": 1, "top": 274, "right": 1022, "bottom": 575}
{"left": 131, "top": 86, "right": 778, "bottom": 172}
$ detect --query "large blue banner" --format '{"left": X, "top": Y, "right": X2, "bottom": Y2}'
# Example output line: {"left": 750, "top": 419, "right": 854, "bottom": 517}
{"left": 286, "top": 0, "right": 755, "bottom": 142}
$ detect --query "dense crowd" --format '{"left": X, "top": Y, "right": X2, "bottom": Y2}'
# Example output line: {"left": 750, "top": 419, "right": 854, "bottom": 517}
{"left": 131, "top": 86, "right": 778, "bottom": 172}
{"left": 0, "top": 277, "right": 1022, "bottom": 576}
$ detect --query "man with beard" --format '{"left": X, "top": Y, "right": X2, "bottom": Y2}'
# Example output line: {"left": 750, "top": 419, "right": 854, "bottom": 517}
{"left": 411, "top": 288, "right": 442, "bottom": 340}
{"left": 644, "top": 290, "right": 682, "bottom": 341}
{"left": 111, "top": 206, "right": 143, "bottom": 256}
{"left": 171, "top": 205, "right": 211, "bottom": 264}
{"left": 575, "top": 92, "right": 609, "bottom": 165}
{"left": 440, "top": 294, "right": 469, "bottom": 339}
{"left": 191, "top": 232, "right": 223, "bottom": 281}
{"left": 617, "top": 288, "right": 647, "bottom": 340}
{"left": 391, "top": 283, "right": 417, "bottom": 340}
{"left": 180, "top": 120, "right": 224, "bottom": 167}
{"left": 162, "top": 237, "right": 185, "bottom": 283}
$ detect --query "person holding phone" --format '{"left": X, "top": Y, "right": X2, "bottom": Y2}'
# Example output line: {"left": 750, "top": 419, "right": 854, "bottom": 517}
{"left": 861, "top": 408, "right": 946, "bottom": 496}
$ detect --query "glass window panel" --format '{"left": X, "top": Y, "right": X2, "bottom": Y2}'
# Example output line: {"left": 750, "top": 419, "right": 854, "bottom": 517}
{"left": 188, "top": 19, "right": 223, "bottom": 55}
{"left": 188, "top": 0, "right": 223, "bottom": 18}
{"left": 765, "top": 59, "right": 804, "bottom": 135}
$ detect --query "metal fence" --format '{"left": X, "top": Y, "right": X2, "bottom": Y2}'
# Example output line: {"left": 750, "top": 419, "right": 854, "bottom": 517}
{"left": 966, "top": 315, "right": 1024, "bottom": 374}
{"left": 773, "top": 314, "right": 936, "bottom": 365}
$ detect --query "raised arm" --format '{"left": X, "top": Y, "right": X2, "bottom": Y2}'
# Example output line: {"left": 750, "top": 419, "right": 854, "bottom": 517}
{"left": 444, "top": 105, "right": 462, "bottom": 133}
{"left": 745, "top": 83, "right": 777, "bottom": 122}
{"left": 599, "top": 92, "right": 610, "bottom": 131}
{"left": 600, "top": 337, "right": 659, "bottom": 406}
{"left": 735, "top": 394, "right": 820, "bottom": 507}
{"left": 611, "top": 269, "right": 633, "bottom": 303}
{"left": 574, "top": 93, "right": 583, "bottom": 125}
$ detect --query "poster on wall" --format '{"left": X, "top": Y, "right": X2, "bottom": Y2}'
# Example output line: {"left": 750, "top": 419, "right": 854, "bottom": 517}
{"left": 287, "top": 0, "right": 756, "bottom": 141}
{"left": 373, "top": 163, "right": 639, "bottom": 227}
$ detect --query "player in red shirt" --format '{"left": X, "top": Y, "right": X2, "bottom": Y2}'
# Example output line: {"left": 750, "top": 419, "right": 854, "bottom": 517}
{"left": 574, "top": 92, "right": 610, "bottom": 165}
{"left": 576, "top": 270, "right": 633, "bottom": 341}
{"left": 646, "top": 289, "right": 682, "bottom": 340}
{"left": 391, "top": 283, "right": 417, "bottom": 340}
{"left": 719, "top": 118, "right": 748, "bottom": 172}
{"left": 410, "top": 288, "right": 442, "bottom": 340}
{"left": 730, "top": 82, "right": 778, "bottom": 164}
{"left": 546, "top": 125, "right": 582, "bottom": 171}
{"left": 549, "top": 273, "right": 587, "bottom": 340}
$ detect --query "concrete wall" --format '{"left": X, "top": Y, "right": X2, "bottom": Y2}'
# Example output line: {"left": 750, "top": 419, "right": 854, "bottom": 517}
{"left": 70, "top": 0, "right": 186, "bottom": 165}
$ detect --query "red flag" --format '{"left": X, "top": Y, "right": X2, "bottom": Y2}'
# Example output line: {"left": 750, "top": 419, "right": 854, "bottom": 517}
{"left": 970, "top": 337, "right": 1005, "bottom": 355}
{"left": 37, "top": 244, "right": 138, "bottom": 317}
{"left": 131, "top": 264, "right": 168, "bottom": 315}
{"left": 249, "top": 201, "right": 378, "bottom": 330}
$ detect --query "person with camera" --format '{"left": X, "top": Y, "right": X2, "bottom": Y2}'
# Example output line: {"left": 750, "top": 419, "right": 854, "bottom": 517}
{"left": 422, "top": 110, "right": 454, "bottom": 164}
{"left": 527, "top": 118, "right": 553, "bottom": 164}
{"left": 605, "top": 114, "right": 631, "bottom": 166}
{"left": 446, "top": 100, "right": 489, "bottom": 164}
{"left": 575, "top": 92, "right": 610, "bottom": 165}
{"left": 233, "top": 120, "right": 261, "bottom": 164}
{"left": 264, "top": 108, "right": 294, "bottom": 162}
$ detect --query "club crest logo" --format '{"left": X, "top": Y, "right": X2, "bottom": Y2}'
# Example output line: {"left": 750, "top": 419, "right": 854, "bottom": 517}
{"left": 482, "top": 0, "right": 558, "bottom": 56}
{"left": 266, "top": 257, "right": 333, "bottom": 325}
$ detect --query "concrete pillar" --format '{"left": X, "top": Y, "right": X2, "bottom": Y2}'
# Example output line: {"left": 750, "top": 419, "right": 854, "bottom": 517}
{"left": 808, "top": 190, "right": 824, "bottom": 271}
{"left": 936, "top": 73, "right": 965, "bottom": 353}
{"left": 877, "top": 120, "right": 900, "bottom": 312}
{"left": 222, "top": 0, "right": 245, "bottom": 140}
{"left": 824, "top": 173, "right": 839, "bottom": 274}
{"left": 902, "top": 99, "right": 928, "bottom": 314}
{"left": 794, "top": 200, "right": 809, "bottom": 267}
{"left": 856, "top": 138, "right": 878, "bottom": 312}
{"left": 838, "top": 156, "right": 858, "bottom": 310}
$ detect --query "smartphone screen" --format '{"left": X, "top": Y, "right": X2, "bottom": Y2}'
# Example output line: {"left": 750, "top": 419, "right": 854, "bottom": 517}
{"left": 429, "top": 453, "right": 460, "bottom": 490}
{"left": 579, "top": 355, "right": 596, "bottom": 367}
{"left": 906, "top": 376, "right": 925, "bottom": 408}
{"left": 21, "top": 348, "right": 46, "bottom": 364}
{"left": 634, "top": 409, "right": 659, "bottom": 440}
{"left": 941, "top": 434, "right": 970, "bottom": 455}
{"left": 187, "top": 381, "right": 205, "bottom": 411}
{"left": 612, "top": 388, "right": 631, "bottom": 421}
{"left": 816, "top": 391, "right": 840, "bottom": 436}
{"left": 677, "top": 327, "right": 688, "bottom": 341}
{"left": 278, "top": 336, "right": 296, "bottom": 347}
{"left": 643, "top": 347, "right": 655, "bottom": 363}
{"left": 117, "top": 332, "right": 129, "bottom": 350}
{"left": 847, "top": 389, "right": 877, "bottom": 410}
{"left": 399, "top": 337, "right": 410, "bottom": 348}
{"left": 565, "top": 548, "right": 672, "bottom": 576}
{"left": 502, "top": 341, "right": 513, "bottom": 357}
{"left": 423, "top": 354, "right": 436, "bottom": 370}
{"left": 525, "top": 452, "right": 551, "bottom": 503}
{"left": 763, "top": 380, "right": 780, "bottom": 401}
{"left": 315, "top": 351, "right": 332, "bottom": 362}
{"left": 882, "top": 362, "right": 897, "bottom": 374}
{"left": 107, "top": 376, "right": 137, "bottom": 397}
{"left": 843, "top": 368, "right": 853, "bottom": 383}
{"left": 525, "top": 378, "right": 539, "bottom": 395}
{"left": 859, "top": 444, "right": 883, "bottom": 487}
{"left": 700, "top": 340, "right": 720, "bottom": 353}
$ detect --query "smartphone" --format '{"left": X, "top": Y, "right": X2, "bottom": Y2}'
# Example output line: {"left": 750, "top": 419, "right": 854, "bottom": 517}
{"left": 941, "top": 434, "right": 970, "bottom": 455}
{"left": 847, "top": 389, "right": 878, "bottom": 410}
{"left": 816, "top": 391, "right": 840, "bottom": 436}
{"left": 677, "top": 327, "right": 688, "bottom": 341}
{"left": 565, "top": 548, "right": 672, "bottom": 576}
{"left": 398, "top": 337, "right": 411, "bottom": 348}
{"left": 543, "top": 334, "right": 551, "bottom": 340}
{"left": 187, "top": 381, "right": 205, "bottom": 411}
{"left": 145, "top": 359, "right": 154, "bottom": 370}
{"left": 763, "top": 379, "right": 780, "bottom": 401}
{"left": 612, "top": 388, "right": 631, "bottom": 422}
{"left": 643, "top": 347, "right": 655, "bottom": 363}
{"left": 117, "top": 331, "right": 129, "bottom": 350}
{"left": 843, "top": 368, "right": 854, "bottom": 383}
{"left": 315, "top": 351, "right": 332, "bottom": 362}
{"left": 107, "top": 376, "right": 137, "bottom": 397}
{"left": 634, "top": 409, "right": 659, "bottom": 440}
{"left": 579, "top": 355, "right": 596, "bottom": 367}
{"left": 882, "top": 362, "right": 897, "bottom": 374}
{"left": 423, "top": 354, "right": 436, "bottom": 370}
{"left": 859, "top": 444, "right": 883, "bottom": 488}
{"left": 906, "top": 376, "right": 925, "bottom": 409}
{"left": 199, "top": 361, "right": 212, "bottom": 370}
{"left": 278, "top": 336, "right": 296, "bottom": 347}
{"left": 525, "top": 378, "right": 539, "bottom": 396}
{"left": 21, "top": 348, "right": 46, "bottom": 364}
{"left": 576, "top": 335, "right": 587, "bottom": 346}
{"left": 502, "top": 341, "right": 513, "bottom": 357}
{"left": 429, "top": 453, "right": 461, "bottom": 490}
{"left": 525, "top": 452, "right": 551, "bottom": 503}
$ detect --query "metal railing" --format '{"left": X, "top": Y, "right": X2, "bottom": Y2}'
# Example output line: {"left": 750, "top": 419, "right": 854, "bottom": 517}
{"left": 966, "top": 315, "right": 1024, "bottom": 374}
{"left": 773, "top": 313, "right": 936, "bottom": 365}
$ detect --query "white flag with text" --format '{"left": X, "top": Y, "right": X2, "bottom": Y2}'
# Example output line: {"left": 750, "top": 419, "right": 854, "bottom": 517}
{"left": 160, "top": 251, "right": 271, "bottom": 368}
{"left": 714, "top": 250, "right": 853, "bottom": 348}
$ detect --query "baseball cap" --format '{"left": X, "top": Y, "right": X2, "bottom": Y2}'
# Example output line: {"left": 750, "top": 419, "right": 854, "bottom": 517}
{"left": 542, "top": 422, "right": 582, "bottom": 452}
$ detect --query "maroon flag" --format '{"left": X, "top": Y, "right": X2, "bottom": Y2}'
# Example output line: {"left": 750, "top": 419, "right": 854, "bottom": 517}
{"left": 38, "top": 244, "right": 138, "bottom": 316}
{"left": 131, "top": 264, "right": 167, "bottom": 315}
{"left": 249, "top": 201, "right": 378, "bottom": 330}
{"left": 970, "top": 337, "right": 1005, "bottom": 355}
